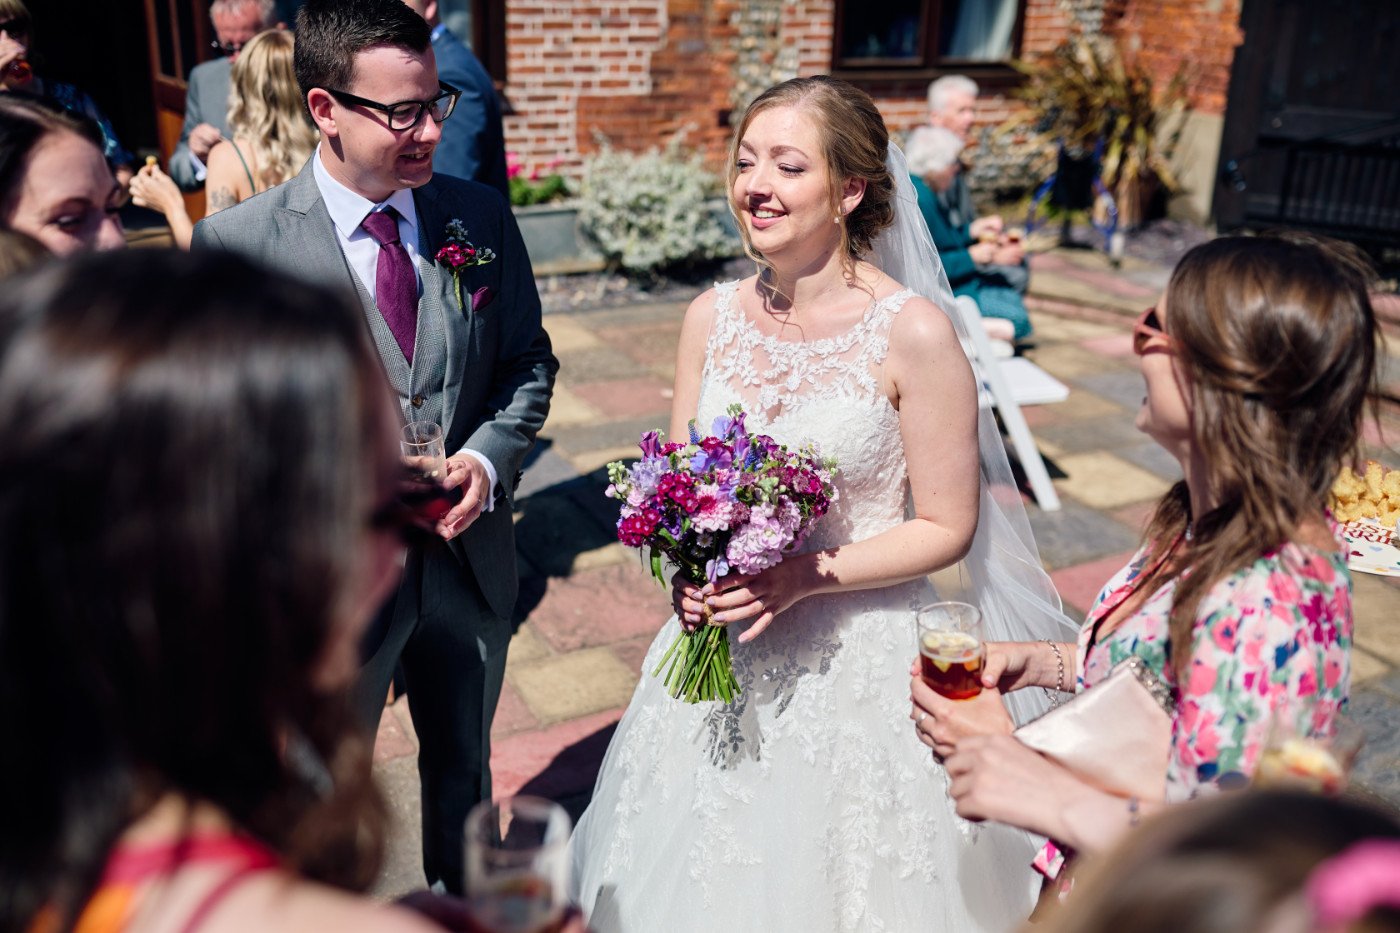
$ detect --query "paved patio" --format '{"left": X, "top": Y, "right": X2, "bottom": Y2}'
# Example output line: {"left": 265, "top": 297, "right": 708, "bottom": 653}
{"left": 371, "top": 246, "right": 1400, "bottom": 896}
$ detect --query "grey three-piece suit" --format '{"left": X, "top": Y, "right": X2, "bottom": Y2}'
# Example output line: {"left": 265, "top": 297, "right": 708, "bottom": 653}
{"left": 192, "top": 163, "right": 558, "bottom": 893}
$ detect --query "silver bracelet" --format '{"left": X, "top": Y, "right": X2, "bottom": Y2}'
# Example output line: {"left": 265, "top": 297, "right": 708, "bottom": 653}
{"left": 1043, "top": 639, "right": 1066, "bottom": 708}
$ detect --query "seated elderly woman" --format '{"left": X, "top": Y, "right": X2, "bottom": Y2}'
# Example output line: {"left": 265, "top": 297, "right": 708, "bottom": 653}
{"left": 911, "top": 234, "right": 1377, "bottom": 894}
{"left": 906, "top": 124, "right": 1032, "bottom": 342}
{"left": 0, "top": 249, "right": 450, "bottom": 933}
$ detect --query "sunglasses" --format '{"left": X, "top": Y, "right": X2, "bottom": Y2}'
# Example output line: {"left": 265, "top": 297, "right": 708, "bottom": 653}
{"left": 209, "top": 39, "right": 245, "bottom": 56}
{"left": 1132, "top": 306, "right": 1175, "bottom": 355}
{"left": 370, "top": 470, "right": 464, "bottom": 546}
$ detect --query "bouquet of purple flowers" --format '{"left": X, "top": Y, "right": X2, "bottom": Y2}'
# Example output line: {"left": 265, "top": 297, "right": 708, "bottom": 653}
{"left": 606, "top": 405, "right": 838, "bottom": 703}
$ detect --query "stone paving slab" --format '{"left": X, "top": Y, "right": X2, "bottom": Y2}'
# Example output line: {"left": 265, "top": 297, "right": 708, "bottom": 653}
{"left": 1050, "top": 549, "right": 1140, "bottom": 618}
{"left": 509, "top": 647, "right": 638, "bottom": 724}
{"left": 526, "top": 562, "right": 667, "bottom": 654}
{"left": 1051, "top": 451, "right": 1173, "bottom": 510}
{"left": 538, "top": 383, "right": 603, "bottom": 429}
{"left": 569, "top": 375, "right": 673, "bottom": 421}
{"left": 1033, "top": 415, "right": 1149, "bottom": 457}
{"left": 1026, "top": 498, "right": 1143, "bottom": 570}
{"left": 1072, "top": 370, "right": 1153, "bottom": 410}
{"left": 596, "top": 322, "right": 685, "bottom": 367}
{"left": 553, "top": 346, "right": 652, "bottom": 384}
{"left": 1115, "top": 440, "right": 1186, "bottom": 482}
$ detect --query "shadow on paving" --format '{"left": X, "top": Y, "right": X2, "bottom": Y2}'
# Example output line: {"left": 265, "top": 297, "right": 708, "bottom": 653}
{"left": 516, "top": 722, "right": 620, "bottom": 824}
{"left": 511, "top": 464, "right": 626, "bottom": 628}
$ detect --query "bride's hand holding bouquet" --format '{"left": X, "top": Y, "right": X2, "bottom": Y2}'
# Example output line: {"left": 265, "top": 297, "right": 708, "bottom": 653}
{"left": 672, "top": 557, "right": 814, "bottom": 643}
{"left": 607, "top": 404, "right": 838, "bottom": 703}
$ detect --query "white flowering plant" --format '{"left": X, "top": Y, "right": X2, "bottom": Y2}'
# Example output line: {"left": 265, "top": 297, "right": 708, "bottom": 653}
{"left": 577, "top": 136, "right": 734, "bottom": 276}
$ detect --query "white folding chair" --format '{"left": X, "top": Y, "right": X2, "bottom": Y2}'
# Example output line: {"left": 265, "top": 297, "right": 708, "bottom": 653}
{"left": 952, "top": 295, "right": 1065, "bottom": 511}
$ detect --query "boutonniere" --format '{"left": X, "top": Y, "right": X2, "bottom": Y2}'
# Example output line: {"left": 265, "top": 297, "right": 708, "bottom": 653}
{"left": 434, "top": 218, "right": 496, "bottom": 310}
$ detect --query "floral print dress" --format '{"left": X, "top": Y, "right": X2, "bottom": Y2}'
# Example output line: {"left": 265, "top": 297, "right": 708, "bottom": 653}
{"left": 1034, "top": 530, "right": 1353, "bottom": 878}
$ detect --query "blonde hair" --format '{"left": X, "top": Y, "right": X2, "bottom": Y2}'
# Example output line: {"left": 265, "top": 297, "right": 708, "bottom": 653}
{"left": 227, "top": 29, "right": 316, "bottom": 190}
{"left": 728, "top": 76, "right": 895, "bottom": 286}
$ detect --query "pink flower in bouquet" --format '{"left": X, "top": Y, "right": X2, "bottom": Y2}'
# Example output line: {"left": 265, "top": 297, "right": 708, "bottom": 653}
{"left": 692, "top": 482, "right": 748, "bottom": 532}
{"left": 618, "top": 508, "right": 662, "bottom": 548}
{"left": 726, "top": 499, "right": 802, "bottom": 574}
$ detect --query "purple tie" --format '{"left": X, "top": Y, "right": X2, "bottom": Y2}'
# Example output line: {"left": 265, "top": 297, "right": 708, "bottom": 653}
{"left": 361, "top": 207, "right": 417, "bottom": 363}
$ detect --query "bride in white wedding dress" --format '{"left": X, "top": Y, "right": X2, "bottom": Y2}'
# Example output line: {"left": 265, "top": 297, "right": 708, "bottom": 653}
{"left": 570, "top": 77, "right": 1077, "bottom": 932}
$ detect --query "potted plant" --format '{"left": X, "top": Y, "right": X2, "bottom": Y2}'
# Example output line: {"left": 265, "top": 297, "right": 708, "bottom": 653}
{"left": 1008, "top": 32, "right": 1187, "bottom": 228}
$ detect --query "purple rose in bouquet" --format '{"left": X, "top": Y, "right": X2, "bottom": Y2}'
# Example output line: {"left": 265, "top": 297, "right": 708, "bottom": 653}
{"left": 605, "top": 404, "right": 838, "bottom": 703}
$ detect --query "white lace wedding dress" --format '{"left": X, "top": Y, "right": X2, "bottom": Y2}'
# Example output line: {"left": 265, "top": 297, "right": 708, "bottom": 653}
{"left": 569, "top": 281, "right": 1041, "bottom": 932}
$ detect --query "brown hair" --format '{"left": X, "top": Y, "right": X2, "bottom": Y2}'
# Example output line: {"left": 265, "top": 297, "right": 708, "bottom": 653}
{"left": 1135, "top": 233, "right": 1378, "bottom": 681}
{"left": 727, "top": 76, "right": 896, "bottom": 285}
{"left": 1034, "top": 791, "right": 1400, "bottom": 933}
{"left": 0, "top": 249, "right": 396, "bottom": 930}
{"left": 0, "top": 0, "right": 31, "bottom": 35}
{"left": 0, "top": 227, "right": 47, "bottom": 278}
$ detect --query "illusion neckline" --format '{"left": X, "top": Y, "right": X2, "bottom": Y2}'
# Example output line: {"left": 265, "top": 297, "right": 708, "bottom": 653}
{"left": 722, "top": 281, "right": 915, "bottom": 350}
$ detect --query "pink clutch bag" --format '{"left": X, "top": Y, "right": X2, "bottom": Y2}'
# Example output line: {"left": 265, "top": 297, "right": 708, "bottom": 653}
{"left": 1013, "top": 656, "right": 1177, "bottom": 801}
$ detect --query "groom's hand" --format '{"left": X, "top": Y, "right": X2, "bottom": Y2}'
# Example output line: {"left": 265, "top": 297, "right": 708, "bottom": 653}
{"left": 438, "top": 455, "right": 489, "bottom": 539}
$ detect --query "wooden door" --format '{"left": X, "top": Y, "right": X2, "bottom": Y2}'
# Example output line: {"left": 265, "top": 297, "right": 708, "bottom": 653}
{"left": 143, "top": 0, "right": 214, "bottom": 221}
{"left": 1215, "top": 0, "right": 1400, "bottom": 252}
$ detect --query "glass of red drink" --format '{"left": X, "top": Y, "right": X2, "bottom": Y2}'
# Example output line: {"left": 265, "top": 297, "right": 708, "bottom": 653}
{"left": 916, "top": 601, "right": 985, "bottom": 700}
{"left": 464, "top": 795, "right": 573, "bottom": 933}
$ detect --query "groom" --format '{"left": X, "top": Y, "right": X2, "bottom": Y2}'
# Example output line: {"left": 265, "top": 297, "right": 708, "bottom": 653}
{"left": 191, "top": 0, "right": 556, "bottom": 895}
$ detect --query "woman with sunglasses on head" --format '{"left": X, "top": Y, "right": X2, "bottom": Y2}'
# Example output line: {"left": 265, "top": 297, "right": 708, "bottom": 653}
{"left": 910, "top": 234, "right": 1376, "bottom": 889}
{"left": 132, "top": 29, "right": 315, "bottom": 248}
{"left": 0, "top": 248, "right": 467, "bottom": 933}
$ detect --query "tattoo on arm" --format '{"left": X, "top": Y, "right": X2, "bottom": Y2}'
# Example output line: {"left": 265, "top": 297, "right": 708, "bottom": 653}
{"left": 207, "top": 186, "right": 236, "bottom": 213}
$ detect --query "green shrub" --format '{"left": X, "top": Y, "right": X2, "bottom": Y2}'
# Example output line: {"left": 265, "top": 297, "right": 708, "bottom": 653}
{"left": 576, "top": 137, "right": 734, "bottom": 276}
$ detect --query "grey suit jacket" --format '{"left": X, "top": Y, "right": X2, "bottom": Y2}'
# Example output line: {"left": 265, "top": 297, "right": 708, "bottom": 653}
{"left": 191, "top": 163, "right": 558, "bottom": 624}
{"left": 171, "top": 57, "right": 232, "bottom": 190}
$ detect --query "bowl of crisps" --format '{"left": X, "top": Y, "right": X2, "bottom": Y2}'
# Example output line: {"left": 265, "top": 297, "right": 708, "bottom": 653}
{"left": 1331, "top": 461, "right": 1400, "bottom": 575}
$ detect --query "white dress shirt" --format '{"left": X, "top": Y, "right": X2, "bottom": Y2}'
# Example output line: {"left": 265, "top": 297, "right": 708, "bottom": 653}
{"left": 312, "top": 148, "right": 498, "bottom": 510}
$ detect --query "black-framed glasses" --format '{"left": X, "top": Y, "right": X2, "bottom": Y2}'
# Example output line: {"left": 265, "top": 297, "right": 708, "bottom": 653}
{"left": 322, "top": 82, "right": 460, "bottom": 131}
{"left": 210, "top": 39, "right": 244, "bottom": 57}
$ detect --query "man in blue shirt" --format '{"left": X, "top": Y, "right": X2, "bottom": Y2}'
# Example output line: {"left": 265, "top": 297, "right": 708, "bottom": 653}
{"left": 401, "top": 0, "right": 508, "bottom": 198}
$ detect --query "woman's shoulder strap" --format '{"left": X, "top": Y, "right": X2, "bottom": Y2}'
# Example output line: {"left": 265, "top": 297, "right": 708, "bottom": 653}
{"left": 229, "top": 140, "right": 258, "bottom": 194}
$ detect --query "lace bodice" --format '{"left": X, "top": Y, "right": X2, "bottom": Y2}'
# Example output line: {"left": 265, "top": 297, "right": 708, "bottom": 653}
{"left": 696, "top": 280, "right": 916, "bottom": 550}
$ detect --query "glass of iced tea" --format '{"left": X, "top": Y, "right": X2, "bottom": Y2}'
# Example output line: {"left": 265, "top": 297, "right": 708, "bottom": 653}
{"left": 464, "top": 795, "right": 573, "bottom": 933}
{"left": 916, "top": 601, "right": 985, "bottom": 700}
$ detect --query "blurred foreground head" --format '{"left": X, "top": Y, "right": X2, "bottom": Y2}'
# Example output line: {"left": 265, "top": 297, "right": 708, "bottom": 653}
{"left": 1035, "top": 790, "right": 1400, "bottom": 933}
{"left": 0, "top": 249, "right": 403, "bottom": 926}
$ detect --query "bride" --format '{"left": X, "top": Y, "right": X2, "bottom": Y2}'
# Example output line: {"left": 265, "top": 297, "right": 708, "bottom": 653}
{"left": 570, "top": 76, "right": 1076, "bottom": 932}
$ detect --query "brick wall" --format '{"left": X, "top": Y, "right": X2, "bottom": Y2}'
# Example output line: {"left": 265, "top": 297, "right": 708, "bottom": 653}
{"left": 503, "top": 0, "right": 736, "bottom": 179}
{"left": 1106, "top": 0, "right": 1244, "bottom": 115}
{"left": 501, "top": 0, "right": 1237, "bottom": 181}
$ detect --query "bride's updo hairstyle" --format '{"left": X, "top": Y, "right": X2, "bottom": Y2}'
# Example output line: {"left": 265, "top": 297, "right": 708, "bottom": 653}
{"left": 728, "top": 76, "right": 895, "bottom": 280}
{"left": 1133, "top": 233, "right": 1378, "bottom": 681}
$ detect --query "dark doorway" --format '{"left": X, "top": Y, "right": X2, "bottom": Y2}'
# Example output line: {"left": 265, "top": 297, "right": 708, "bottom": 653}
{"left": 1215, "top": 0, "right": 1399, "bottom": 260}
